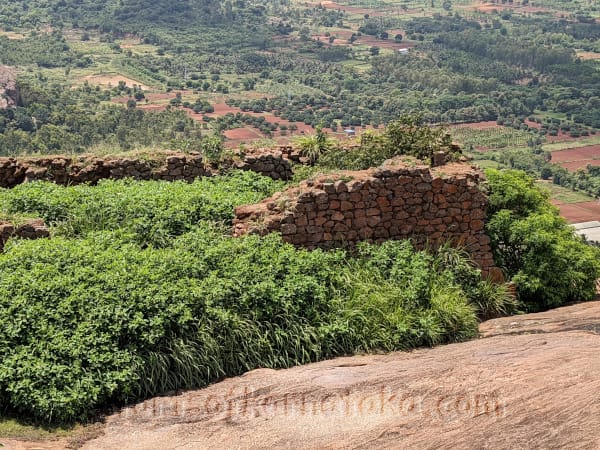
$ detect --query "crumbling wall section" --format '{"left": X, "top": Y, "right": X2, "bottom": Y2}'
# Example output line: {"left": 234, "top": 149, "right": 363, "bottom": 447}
{"left": 0, "top": 219, "right": 49, "bottom": 252}
{"left": 0, "top": 149, "right": 293, "bottom": 188}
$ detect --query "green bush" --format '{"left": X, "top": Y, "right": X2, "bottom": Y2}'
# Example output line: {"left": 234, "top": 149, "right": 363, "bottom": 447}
{"left": 0, "top": 171, "right": 284, "bottom": 247}
{"left": 0, "top": 227, "right": 494, "bottom": 423}
{"left": 0, "top": 172, "right": 516, "bottom": 424}
{"left": 294, "top": 125, "right": 334, "bottom": 164}
{"left": 318, "top": 115, "right": 458, "bottom": 170}
{"left": 485, "top": 169, "right": 600, "bottom": 311}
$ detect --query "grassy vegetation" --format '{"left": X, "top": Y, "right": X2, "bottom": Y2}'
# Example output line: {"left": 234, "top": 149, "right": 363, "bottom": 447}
{"left": 542, "top": 136, "right": 600, "bottom": 152}
{"left": 0, "top": 171, "right": 284, "bottom": 246}
{"left": 0, "top": 417, "right": 76, "bottom": 440}
{"left": 0, "top": 169, "right": 516, "bottom": 424}
{"left": 472, "top": 159, "right": 501, "bottom": 169}
{"left": 537, "top": 181, "right": 595, "bottom": 204}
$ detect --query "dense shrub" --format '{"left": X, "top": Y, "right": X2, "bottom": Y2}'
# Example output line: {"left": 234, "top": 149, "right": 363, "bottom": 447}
{"left": 0, "top": 171, "right": 513, "bottom": 423}
{"left": 0, "top": 213, "right": 503, "bottom": 423}
{"left": 0, "top": 171, "right": 284, "bottom": 247}
{"left": 318, "top": 115, "right": 459, "bottom": 170}
{"left": 485, "top": 169, "right": 600, "bottom": 311}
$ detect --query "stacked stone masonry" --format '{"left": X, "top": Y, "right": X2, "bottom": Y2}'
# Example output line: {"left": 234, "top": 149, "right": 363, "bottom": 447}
{"left": 0, "top": 148, "right": 293, "bottom": 188}
{"left": 0, "top": 219, "right": 49, "bottom": 252}
{"left": 234, "top": 158, "right": 497, "bottom": 276}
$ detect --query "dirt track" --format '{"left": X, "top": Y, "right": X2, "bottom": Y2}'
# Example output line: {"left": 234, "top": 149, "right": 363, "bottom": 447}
{"left": 4, "top": 301, "right": 600, "bottom": 449}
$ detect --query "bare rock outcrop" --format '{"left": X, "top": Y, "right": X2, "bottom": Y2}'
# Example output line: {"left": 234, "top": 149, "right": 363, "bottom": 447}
{"left": 0, "top": 65, "right": 17, "bottom": 108}
{"left": 4, "top": 301, "right": 600, "bottom": 449}
{"left": 66, "top": 300, "right": 600, "bottom": 450}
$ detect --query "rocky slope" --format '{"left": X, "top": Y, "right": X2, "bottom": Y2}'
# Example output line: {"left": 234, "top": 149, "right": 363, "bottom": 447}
{"left": 3, "top": 300, "right": 600, "bottom": 449}
{"left": 0, "top": 66, "right": 17, "bottom": 109}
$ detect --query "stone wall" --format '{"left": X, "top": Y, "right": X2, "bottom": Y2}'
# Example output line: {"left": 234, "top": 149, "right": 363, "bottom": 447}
{"left": 0, "top": 219, "right": 49, "bottom": 252}
{"left": 233, "top": 157, "right": 496, "bottom": 276}
{"left": 0, "top": 149, "right": 293, "bottom": 188}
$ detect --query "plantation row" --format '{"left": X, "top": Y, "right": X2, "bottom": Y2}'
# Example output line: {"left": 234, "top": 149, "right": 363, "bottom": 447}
{"left": 450, "top": 125, "right": 533, "bottom": 150}
{"left": 0, "top": 169, "right": 598, "bottom": 423}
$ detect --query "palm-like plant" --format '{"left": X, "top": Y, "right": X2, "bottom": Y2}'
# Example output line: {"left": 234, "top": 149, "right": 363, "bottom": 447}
{"left": 295, "top": 126, "right": 334, "bottom": 164}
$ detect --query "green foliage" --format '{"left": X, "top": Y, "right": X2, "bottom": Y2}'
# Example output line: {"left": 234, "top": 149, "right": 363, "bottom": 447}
{"left": 0, "top": 79, "right": 204, "bottom": 155}
{"left": 1, "top": 0, "right": 600, "bottom": 145}
{"left": 0, "top": 172, "right": 284, "bottom": 247}
{"left": 319, "top": 115, "right": 457, "bottom": 170}
{"left": 486, "top": 169, "right": 550, "bottom": 217}
{"left": 0, "top": 174, "right": 507, "bottom": 423}
{"left": 451, "top": 126, "right": 534, "bottom": 150}
{"left": 294, "top": 125, "right": 334, "bottom": 164}
{"left": 382, "top": 115, "right": 454, "bottom": 161}
{"left": 0, "top": 32, "right": 89, "bottom": 68}
{"left": 485, "top": 169, "right": 600, "bottom": 311}
{"left": 200, "top": 134, "right": 225, "bottom": 165}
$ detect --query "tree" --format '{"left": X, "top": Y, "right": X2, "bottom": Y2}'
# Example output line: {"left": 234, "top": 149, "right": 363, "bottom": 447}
{"left": 369, "top": 46, "right": 380, "bottom": 56}
{"left": 485, "top": 169, "right": 600, "bottom": 311}
{"left": 299, "top": 27, "right": 310, "bottom": 41}
{"left": 394, "top": 34, "right": 403, "bottom": 43}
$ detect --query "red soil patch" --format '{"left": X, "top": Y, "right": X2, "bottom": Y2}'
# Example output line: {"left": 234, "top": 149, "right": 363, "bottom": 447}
{"left": 224, "top": 127, "right": 264, "bottom": 140}
{"left": 552, "top": 145, "right": 600, "bottom": 162}
{"left": 545, "top": 130, "right": 592, "bottom": 143}
{"left": 209, "top": 103, "right": 243, "bottom": 115}
{"left": 137, "top": 104, "right": 168, "bottom": 112}
{"left": 143, "top": 92, "right": 177, "bottom": 101}
{"left": 551, "top": 145, "right": 600, "bottom": 172}
{"left": 552, "top": 200, "right": 600, "bottom": 223}
{"left": 525, "top": 119, "right": 542, "bottom": 129}
{"left": 204, "top": 104, "right": 317, "bottom": 138}
{"left": 558, "top": 160, "right": 596, "bottom": 172}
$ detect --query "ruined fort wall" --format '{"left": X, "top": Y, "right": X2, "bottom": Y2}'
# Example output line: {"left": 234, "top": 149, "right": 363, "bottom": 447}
{"left": 234, "top": 158, "right": 496, "bottom": 276}
{"left": 0, "top": 148, "right": 293, "bottom": 188}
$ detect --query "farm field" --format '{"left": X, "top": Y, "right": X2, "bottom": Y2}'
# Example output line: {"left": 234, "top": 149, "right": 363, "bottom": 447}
{"left": 552, "top": 200, "right": 600, "bottom": 223}
{"left": 450, "top": 123, "right": 534, "bottom": 151}
{"left": 539, "top": 181, "right": 596, "bottom": 204}
{"left": 550, "top": 145, "right": 600, "bottom": 172}
{"left": 1, "top": 0, "right": 599, "bottom": 154}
